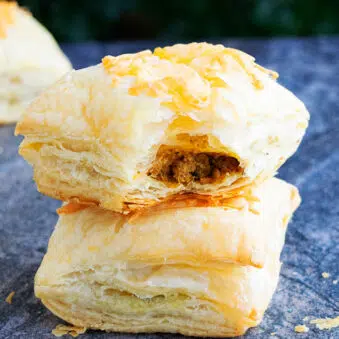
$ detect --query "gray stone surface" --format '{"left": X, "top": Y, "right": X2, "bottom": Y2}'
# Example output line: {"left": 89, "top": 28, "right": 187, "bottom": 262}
{"left": 0, "top": 38, "right": 338, "bottom": 339}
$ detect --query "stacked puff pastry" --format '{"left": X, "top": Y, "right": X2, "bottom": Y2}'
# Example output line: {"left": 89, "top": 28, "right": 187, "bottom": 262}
{"left": 16, "top": 43, "right": 309, "bottom": 337}
{"left": 0, "top": 1, "right": 72, "bottom": 124}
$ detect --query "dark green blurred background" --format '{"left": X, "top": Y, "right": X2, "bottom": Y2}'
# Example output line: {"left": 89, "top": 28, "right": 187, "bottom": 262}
{"left": 16, "top": 0, "right": 339, "bottom": 42}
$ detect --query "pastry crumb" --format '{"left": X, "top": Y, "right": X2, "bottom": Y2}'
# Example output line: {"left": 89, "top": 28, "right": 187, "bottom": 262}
{"left": 303, "top": 316, "right": 309, "bottom": 322}
{"left": 333, "top": 280, "right": 338, "bottom": 285}
{"left": 270, "top": 332, "right": 277, "bottom": 336}
{"left": 52, "top": 324, "right": 86, "bottom": 337}
{"left": 322, "top": 272, "right": 330, "bottom": 278}
{"left": 295, "top": 324, "right": 309, "bottom": 333}
{"left": 310, "top": 316, "right": 339, "bottom": 330}
{"left": 5, "top": 291, "right": 15, "bottom": 304}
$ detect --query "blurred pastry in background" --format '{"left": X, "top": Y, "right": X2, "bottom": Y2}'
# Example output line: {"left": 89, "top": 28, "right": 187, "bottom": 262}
{"left": 0, "top": 1, "right": 72, "bottom": 124}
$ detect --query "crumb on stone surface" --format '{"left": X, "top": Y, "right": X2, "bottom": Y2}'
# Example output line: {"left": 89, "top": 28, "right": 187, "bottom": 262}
{"left": 52, "top": 324, "right": 86, "bottom": 337}
{"left": 333, "top": 280, "right": 338, "bottom": 285}
{"left": 310, "top": 316, "right": 339, "bottom": 330}
{"left": 295, "top": 324, "right": 309, "bottom": 333}
{"left": 303, "top": 316, "right": 309, "bottom": 322}
{"left": 270, "top": 332, "right": 277, "bottom": 336}
{"left": 5, "top": 291, "right": 15, "bottom": 304}
{"left": 322, "top": 272, "right": 330, "bottom": 278}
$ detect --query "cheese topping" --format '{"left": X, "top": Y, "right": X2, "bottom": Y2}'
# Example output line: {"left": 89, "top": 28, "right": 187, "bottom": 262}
{"left": 102, "top": 43, "right": 279, "bottom": 114}
{"left": 57, "top": 203, "right": 91, "bottom": 215}
{"left": 0, "top": 1, "right": 17, "bottom": 38}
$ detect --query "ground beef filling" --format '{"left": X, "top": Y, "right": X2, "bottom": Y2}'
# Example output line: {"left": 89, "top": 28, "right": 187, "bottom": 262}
{"left": 148, "top": 149, "right": 241, "bottom": 185}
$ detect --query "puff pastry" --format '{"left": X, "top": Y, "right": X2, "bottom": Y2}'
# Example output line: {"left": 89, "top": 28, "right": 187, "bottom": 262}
{"left": 16, "top": 42, "right": 308, "bottom": 212}
{"left": 35, "top": 178, "right": 300, "bottom": 337}
{"left": 0, "top": 1, "right": 72, "bottom": 124}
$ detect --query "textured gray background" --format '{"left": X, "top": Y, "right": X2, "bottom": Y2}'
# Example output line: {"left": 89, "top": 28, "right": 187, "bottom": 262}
{"left": 0, "top": 38, "right": 338, "bottom": 338}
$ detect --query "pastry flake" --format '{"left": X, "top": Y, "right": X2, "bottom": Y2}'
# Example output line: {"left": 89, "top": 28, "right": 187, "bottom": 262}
{"left": 52, "top": 324, "right": 86, "bottom": 337}
{"left": 310, "top": 316, "right": 339, "bottom": 330}
{"left": 294, "top": 324, "right": 309, "bottom": 333}
{"left": 5, "top": 291, "right": 15, "bottom": 304}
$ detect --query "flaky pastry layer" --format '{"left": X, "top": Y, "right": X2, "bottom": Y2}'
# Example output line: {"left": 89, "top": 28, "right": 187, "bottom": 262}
{"left": 37, "top": 262, "right": 281, "bottom": 337}
{"left": 35, "top": 178, "right": 299, "bottom": 336}
{"left": 16, "top": 42, "right": 308, "bottom": 211}
{"left": 53, "top": 178, "right": 300, "bottom": 268}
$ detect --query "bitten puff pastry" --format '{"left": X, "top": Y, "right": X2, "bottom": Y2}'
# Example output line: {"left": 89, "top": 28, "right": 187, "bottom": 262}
{"left": 0, "top": 1, "right": 72, "bottom": 124}
{"left": 16, "top": 42, "right": 309, "bottom": 213}
{"left": 35, "top": 178, "right": 301, "bottom": 337}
